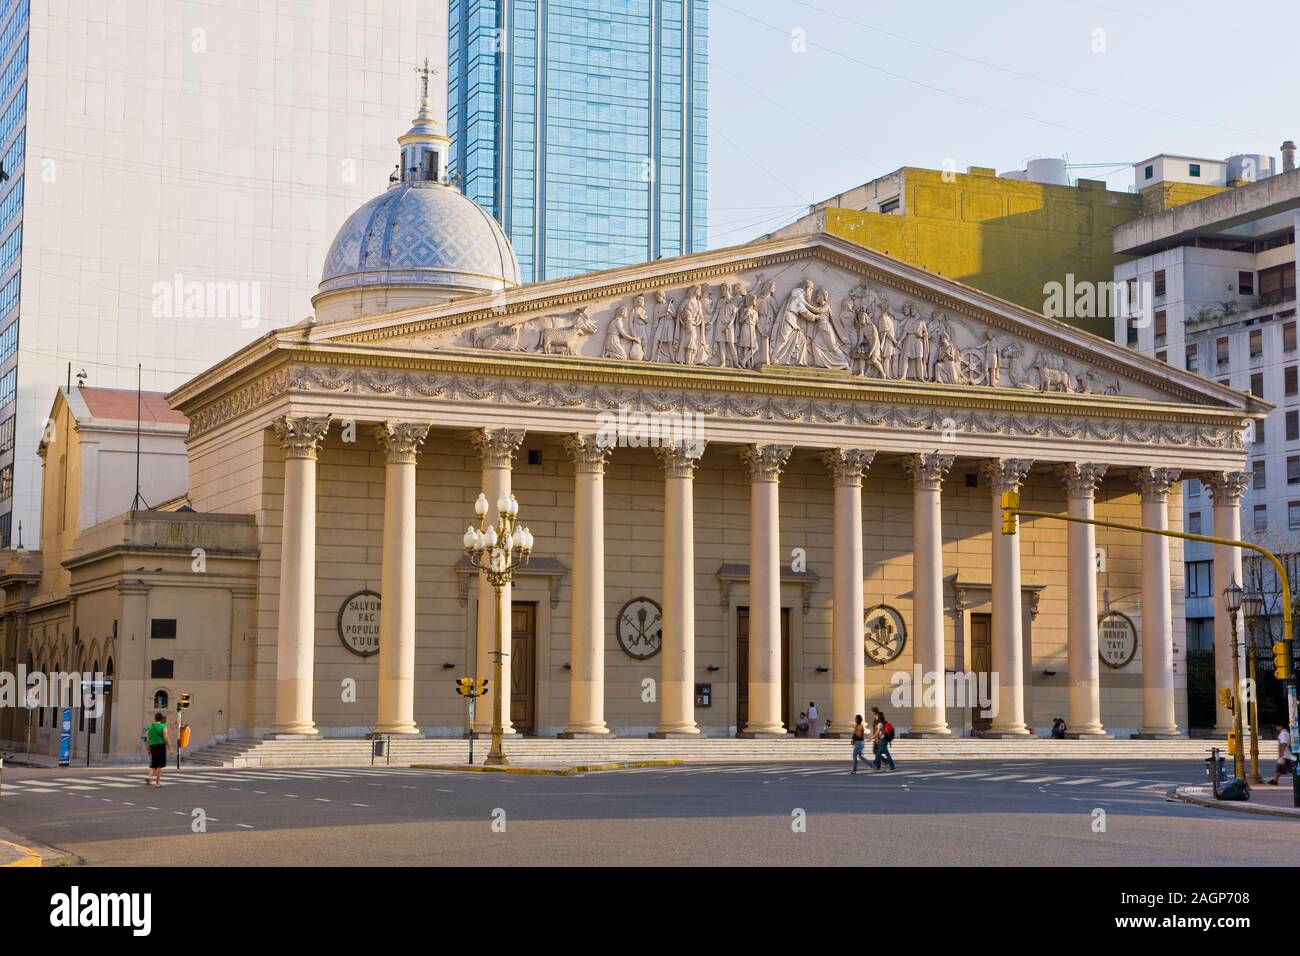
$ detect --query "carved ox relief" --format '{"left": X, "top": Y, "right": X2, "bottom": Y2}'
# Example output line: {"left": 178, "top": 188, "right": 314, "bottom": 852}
{"left": 384, "top": 261, "right": 1158, "bottom": 399}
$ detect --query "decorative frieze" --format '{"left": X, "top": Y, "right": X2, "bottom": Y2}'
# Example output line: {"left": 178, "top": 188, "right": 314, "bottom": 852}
{"left": 740, "top": 443, "right": 792, "bottom": 482}
{"left": 272, "top": 415, "right": 331, "bottom": 460}
{"left": 821, "top": 448, "right": 875, "bottom": 486}
{"left": 1056, "top": 462, "right": 1108, "bottom": 499}
{"left": 373, "top": 421, "right": 430, "bottom": 465}
{"left": 904, "top": 452, "right": 955, "bottom": 491}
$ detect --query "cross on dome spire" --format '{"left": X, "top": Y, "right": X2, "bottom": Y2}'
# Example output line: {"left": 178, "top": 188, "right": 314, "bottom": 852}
{"left": 414, "top": 58, "right": 438, "bottom": 109}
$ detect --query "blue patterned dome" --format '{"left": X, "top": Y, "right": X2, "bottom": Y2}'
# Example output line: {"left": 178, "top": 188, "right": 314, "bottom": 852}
{"left": 319, "top": 180, "right": 520, "bottom": 298}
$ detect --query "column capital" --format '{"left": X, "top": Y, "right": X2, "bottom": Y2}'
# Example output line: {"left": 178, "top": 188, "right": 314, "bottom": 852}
{"left": 471, "top": 428, "right": 526, "bottom": 468}
{"left": 821, "top": 448, "right": 875, "bottom": 486}
{"left": 1204, "top": 470, "right": 1251, "bottom": 504}
{"left": 980, "top": 458, "right": 1033, "bottom": 493}
{"left": 1131, "top": 466, "right": 1181, "bottom": 502}
{"left": 273, "top": 415, "right": 331, "bottom": 460}
{"left": 1056, "top": 462, "right": 1108, "bottom": 499}
{"left": 563, "top": 433, "right": 614, "bottom": 474}
{"left": 740, "top": 443, "right": 792, "bottom": 482}
{"left": 903, "top": 452, "right": 954, "bottom": 491}
{"left": 655, "top": 442, "right": 704, "bottom": 478}
{"left": 373, "top": 421, "right": 431, "bottom": 465}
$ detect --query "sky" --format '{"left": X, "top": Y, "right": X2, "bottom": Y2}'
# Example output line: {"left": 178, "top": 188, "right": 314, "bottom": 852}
{"left": 706, "top": 0, "right": 1300, "bottom": 249}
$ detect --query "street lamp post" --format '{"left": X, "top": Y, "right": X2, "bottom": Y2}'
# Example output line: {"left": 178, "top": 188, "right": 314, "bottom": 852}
{"left": 1222, "top": 577, "right": 1246, "bottom": 782}
{"left": 463, "top": 492, "right": 534, "bottom": 767}
{"left": 1242, "top": 591, "right": 1266, "bottom": 784}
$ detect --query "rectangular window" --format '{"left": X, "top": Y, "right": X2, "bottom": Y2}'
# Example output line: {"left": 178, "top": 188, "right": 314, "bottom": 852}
{"left": 1189, "top": 163, "right": 1201, "bottom": 177}
{"left": 1255, "top": 419, "right": 1266, "bottom": 445}
{"left": 150, "top": 658, "right": 174, "bottom": 680}
{"left": 1239, "top": 271, "right": 1255, "bottom": 296}
{"left": 1288, "top": 365, "right": 1299, "bottom": 397}
{"left": 1188, "top": 512, "right": 1202, "bottom": 534}
{"left": 1186, "top": 561, "right": 1213, "bottom": 598}
{"left": 1260, "top": 262, "right": 1297, "bottom": 306}
{"left": 1256, "top": 504, "right": 1270, "bottom": 532}
{"left": 1254, "top": 461, "right": 1267, "bottom": 489}
{"left": 1251, "top": 371, "right": 1264, "bottom": 397}
{"left": 1145, "top": 164, "right": 1154, "bottom": 180}
{"left": 1185, "top": 344, "right": 1198, "bottom": 372}
{"left": 1217, "top": 336, "right": 1230, "bottom": 369}
{"left": 1187, "top": 477, "right": 1202, "bottom": 497}
{"left": 1291, "top": 502, "right": 1300, "bottom": 530}
{"left": 1250, "top": 329, "right": 1263, "bottom": 358}
{"left": 1154, "top": 270, "right": 1166, "bottom": 297}
{"left": 1155, "top": 310, "right": 1167, "bottom": 343}
{"left": 1290, "top": 410, "right": 1300, "bottom": 441}
{"left": 878, "top": 198, "right": 900, "bottom": 214}
{"left": 150, "top": 619, "right": 177, "bottom": 639}
{"left": 1126, "top": 319, "right": 1139, "bottom": 347}
{"left": 1289, "top": 455, "right": 1300, "bottom": 484}
{"left": 1286, "top": 321, "right": 1297, "bottom": 352}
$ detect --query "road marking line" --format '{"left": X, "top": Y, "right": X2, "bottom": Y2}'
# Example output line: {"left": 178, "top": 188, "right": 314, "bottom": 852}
{"left": 1100, "top": 780, "right": 1138, "bottom": 787}
{"left": 237, "top": 824, "right": 254, "bottom": 829}
{"left": 1058, "top": 778, "right": 1103, "bottom": 785}
{"left": 253, "top": 790, "right": 268, "bottom": 794}
{"left": 979, "top": 774, "right": 1027, "bottom": 781}
{"left": 100, "top": 798, "right": 113, "bottom": 802}
{"left": 314, "top": 798, "right": 331, "bottom": 802}
{"left": 1019, "top": 776, "right": 1063, "bottom": 783}
{"left": 351, "top": 803, "right": 369, "bottom": 807}
{"left": 284, "top": 794, "right": 299, "bottom": 798}
{"left": 122, "top": 802, "right": 135, "bottom": 806}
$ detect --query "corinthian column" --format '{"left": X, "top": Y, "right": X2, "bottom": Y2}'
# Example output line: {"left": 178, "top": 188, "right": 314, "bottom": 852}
{"left": 738, "top": 443, "right": 793, "bottom": 737}
{"left": 981, "top": 458, "right": 1033, "bottom": 737}
{"left": 372, "top": 421, "right": 430, "bottom": 735}
{"left": 470, "top": 428, "right": 525, "bottom": 735}
{"left": 1206, "top": 471, "right": 1250, "bottom": 736}
{"left": 651, "top": 442, "right": 705, "bottom": 736}
{"left": 1057, "top": 462, "right": 1109, "bottom": 736}
{"left": 822, "top": 448, "right": 874, "bottom": 736}
{"left": 1131, "top": 466, "right": 1182, "bottom": 737}
{"left": 903, "top": 452, "right": 954, "bottom": 736}
{"left": 561, "top": 434, "right": 613, "bottom": 737}
{"left": 271, "top": 414, "right": 331, "bottom": 736}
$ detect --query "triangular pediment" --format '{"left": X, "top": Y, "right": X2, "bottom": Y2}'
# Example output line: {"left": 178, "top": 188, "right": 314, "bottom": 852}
{"left": 308, "top": 233, "right": 1259, "bottom": 411}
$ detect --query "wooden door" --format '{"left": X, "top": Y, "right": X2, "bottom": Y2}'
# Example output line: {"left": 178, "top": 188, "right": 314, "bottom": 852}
{"left": 970, "top": 613, "right": 992, "bottom": 732}
{"left": 510, "top": 602, "right": 536, "bottom": 734}
{"left": 736, "top": 607, "right": 791, "bottom": 732}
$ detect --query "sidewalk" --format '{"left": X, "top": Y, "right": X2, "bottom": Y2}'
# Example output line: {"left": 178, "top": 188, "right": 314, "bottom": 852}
{"left": 1174, "top": 783, "right": 1300, "bottom": 819}
{"left": 0, "top": 837, "right": 41, "bottom": 867}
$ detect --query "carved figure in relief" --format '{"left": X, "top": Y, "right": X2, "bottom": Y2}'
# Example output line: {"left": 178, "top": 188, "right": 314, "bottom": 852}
{"left": 737, "top": 294, "right": 759, "bottom": 369}
{"left": 630, "top": 294, "right": 650, "bottom": 358}
{"left": 931, "top": 329, "right": 963, "bottom": 384}
{"left": 603, "top": 305, "right": 642, "bottom": 361}
{"left": 714, "top": 282, "right": 742, "bottom": 368}
{"left": 875, "top": 295, "right": 901, "bottom": 379}
{"left": 649, "top": 290, "right": 677, "bottom": 363}
{"left": 898, "top": 303, "right": 930, "bottom": 381}
{"left": 753, "top": 277, "right": 779, "bottom": 367}
{"left": 470, "top": 321, "right": 523, "bottom": 351}
{"left": 675, "top": 285, "right": 706, "bottom": 365}
{"left": 806, "top": 287, "right": 851, "bottom": 370}
{"left": 980, "top": 330, "right": 1002, "bottom": 387}
{"left": 537, "top": 306, "right": 598, "bottom": 356}
{"left": 771, "top": 279, "right": 819, "bottom": 366}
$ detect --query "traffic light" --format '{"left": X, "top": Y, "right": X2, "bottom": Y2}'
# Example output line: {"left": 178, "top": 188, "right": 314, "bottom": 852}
{"left": 455, "top": 677, "right": 475, "bottom": 696}
{"left": 477, "top": 678, "right": 489, "bottom": 696}
{"left": 1274, "top": 642, "right": 1292, "bottom": 681}
{"left": 178, "top": 693, "right": 191, "bottom": 710}
{"left": 1217, "top": 687, "right": 1234, "bottom": 713}
{"left": 1000, "top": 491, "right": 1020, "bottom": 536}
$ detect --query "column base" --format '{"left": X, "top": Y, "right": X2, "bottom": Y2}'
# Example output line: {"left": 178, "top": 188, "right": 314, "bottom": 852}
{"left": 267, "top": 727, "right": 318, "bottom": 738}
{"left": 558, "top": 730, "right": 615, "bottom": 739}
{"left": 737, "top": 731, "right": 791, "bottom": 739}
{"left": 648, "top": 731, "right": 700, "bottom": 738}
{"left": 1063, "top": 731, "right": 1113, "bottom": 739}
{"left": 1131, "top": 732, "right": 1183, "bottom": 739}
{"left": 371, "top": 723, "right": 420, "bottom": 735}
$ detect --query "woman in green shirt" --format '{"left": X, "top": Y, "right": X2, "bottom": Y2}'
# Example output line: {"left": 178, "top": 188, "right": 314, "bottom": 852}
{"left": 144, "top": 712, "right": 171, "bottom": 787}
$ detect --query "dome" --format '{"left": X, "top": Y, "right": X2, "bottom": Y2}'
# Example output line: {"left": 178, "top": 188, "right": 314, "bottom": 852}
{"left": 318, "top": 180, "right": 521, "bottom": 299}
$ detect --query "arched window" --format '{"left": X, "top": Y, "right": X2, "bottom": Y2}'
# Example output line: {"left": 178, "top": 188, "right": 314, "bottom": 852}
{"left": 152, "top": 689, "right": 169, "bottom": 710}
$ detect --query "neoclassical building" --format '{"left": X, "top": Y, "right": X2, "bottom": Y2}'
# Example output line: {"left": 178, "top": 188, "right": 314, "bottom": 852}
{"left": 4, "top": 92, "right": 1265, "bottom": 757}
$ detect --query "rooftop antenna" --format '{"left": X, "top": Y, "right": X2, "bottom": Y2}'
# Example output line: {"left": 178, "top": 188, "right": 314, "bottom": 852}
{"left": 66, "top": 361, "right": 71, "bottom": 394}
{"left": 130, "top": 363, "right": 151, "bottom": 513}
{"left": 15, "top": 520, "right": 21, "bottom": 549}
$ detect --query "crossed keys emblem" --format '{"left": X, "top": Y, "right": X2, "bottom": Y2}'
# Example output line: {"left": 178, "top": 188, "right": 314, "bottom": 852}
{"left": 617, "top": 597, "right": 663, "bottom": 660}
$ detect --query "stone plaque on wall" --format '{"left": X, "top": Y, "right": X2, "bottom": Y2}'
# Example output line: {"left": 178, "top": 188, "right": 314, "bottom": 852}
{"left": 338, "top": 590, "right": 381, "bottom": 657}
{"left": 1098, "top": 610, "right": 1137, "bottom": 669}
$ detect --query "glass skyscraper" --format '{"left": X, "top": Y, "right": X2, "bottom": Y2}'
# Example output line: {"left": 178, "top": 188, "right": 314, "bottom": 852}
{"left": 448, "top": 0, "right": 708, "bottom": 283}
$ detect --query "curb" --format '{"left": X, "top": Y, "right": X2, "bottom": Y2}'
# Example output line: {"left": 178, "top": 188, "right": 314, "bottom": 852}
{"left": 1170, "top": 786, "right": 1300, "bottom": 819}
{"left": 411, "top": 759, "right": 684, "bottom": 776}
{"left": 0, "top": 837, "right": 41, "bottom": 867}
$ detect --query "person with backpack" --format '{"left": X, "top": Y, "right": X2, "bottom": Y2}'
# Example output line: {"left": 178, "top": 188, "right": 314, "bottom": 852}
{"left": 871, "top": 706, "right": 896, "bottom": 772}
{"left": 850, "top": 714, "right": 869, "bottom": 774}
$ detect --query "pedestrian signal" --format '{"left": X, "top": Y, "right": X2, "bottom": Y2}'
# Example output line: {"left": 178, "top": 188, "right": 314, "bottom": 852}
{"left": 178, "top": 693, "right": 192, "bottom": 710}
{"left": 455, "top": 677, "right": 475, "bottom": 696}
{"left": 1274, "top": 642, "right": 1292, "bottom": 681}
{"left": 1000, "top": 491, "right": 1020, "bottom": 535}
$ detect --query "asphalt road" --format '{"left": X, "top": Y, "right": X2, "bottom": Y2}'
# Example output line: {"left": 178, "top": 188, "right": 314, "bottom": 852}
{"left": 0, "top": 758, "right": 1293, "bottom": 866}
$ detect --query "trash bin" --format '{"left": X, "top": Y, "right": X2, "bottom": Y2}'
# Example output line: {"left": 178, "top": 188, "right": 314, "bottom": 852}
{"left": 1205, "top": 752, "right": 1227, "bottom": 784}
{"left": 371, "top": 737, "right": 387, "bottom": 758}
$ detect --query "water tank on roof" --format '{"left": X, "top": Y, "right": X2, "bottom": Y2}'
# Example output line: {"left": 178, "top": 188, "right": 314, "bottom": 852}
{"left": 1025, "top": 157, "right": 1070, "bottom": 186}
{"left": 1227, "top": 153, "right": 1275, "bottom": 183}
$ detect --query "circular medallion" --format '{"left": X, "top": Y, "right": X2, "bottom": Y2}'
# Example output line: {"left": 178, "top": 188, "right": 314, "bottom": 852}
{"left": 1098, "top": 610, "right": 1137, "bottom": 668}
{"left": 616, "top": 597, "right": 662, "bottom": 660}
{"left": 864, "top": 604, "right": 907, "bottom": 665}
{"left": 338, "top": 589, "right": 381, "bottom": 657}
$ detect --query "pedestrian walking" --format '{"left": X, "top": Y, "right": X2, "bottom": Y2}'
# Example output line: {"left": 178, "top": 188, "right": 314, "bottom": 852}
{"left": 850, "top": 715, "right": 869, "bottom": 773}
{"left": 1267, "top": 724, "right": 1294, "bottom": 785}
{"left": 807, "top": 701, "right": 819, "bottom": 739}
{"left": 871, "top": 706, "right": 896, "bottom": 772}
{"left": 144, "top": 712, "right": 172, "bottom": 787}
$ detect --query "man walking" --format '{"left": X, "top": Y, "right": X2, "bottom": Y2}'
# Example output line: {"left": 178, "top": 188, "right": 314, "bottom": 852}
{"left": 1267, "top": 724, "right": 1294, "bottom": 785}
{"left": 871, "top": 706, "right": 896, "bottom": 772}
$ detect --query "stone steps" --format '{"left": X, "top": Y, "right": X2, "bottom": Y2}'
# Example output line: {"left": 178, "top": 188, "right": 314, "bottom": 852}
{"left": 186, "top": 736, "right": 1220, "bottom": 767}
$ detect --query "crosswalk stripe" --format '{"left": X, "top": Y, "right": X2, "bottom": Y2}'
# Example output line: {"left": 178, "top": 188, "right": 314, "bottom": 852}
{"left": 1019, "top": 776, "right": 1063, "bottom": 783}
{"left": 1058, "top": 778, "right": 1103, "bottom": 785}
{"left": 979, "top": 774, "right": 1026, "bottom": 781}
{"left": 1100, "top": 779, "right": 1138, "bottom": 787}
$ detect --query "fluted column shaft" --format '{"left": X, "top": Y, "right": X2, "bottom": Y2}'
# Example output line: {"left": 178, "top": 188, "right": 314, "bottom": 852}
{"left": 373, "top": 422, "right": 430, "bottom": 734}
{"left": 983, "top": 458, "right": 1033, "bottom": 736}
{"left": 740, "top": 444, "right": 792, "bottom": 736}
{"left": 904, "top": 453, "right": 954, "bottom": 735}
{"left": 272, "top": 415, "right": 331, "bottom": 736}
{"left": 563, "top": 434, "right": 613, "bottom": 736}
{"left": 1207, "top": 471, "right": 1250, "bottom": 736}
{"left": 1133, "top": 467, "right": 1181, "bottom": 736}
{"left": 653, "top": 443, "right": 704, "bottom": 735}
{"left": 824, "top": 449, "right": 874, "bottom": 734}
{"left": 471, "top": 429, "right": 525, "bottom": 735}
{"left": 1059, "top": 462, "right": 1108, "bottom": 736}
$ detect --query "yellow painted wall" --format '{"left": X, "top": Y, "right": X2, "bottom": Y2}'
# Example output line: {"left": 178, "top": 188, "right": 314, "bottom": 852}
{"left": 1138, "top": 181, "right": 1227, "bottom": 215}
{"left": 822, "top": 168, "right": 1143, "bottom": 337}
